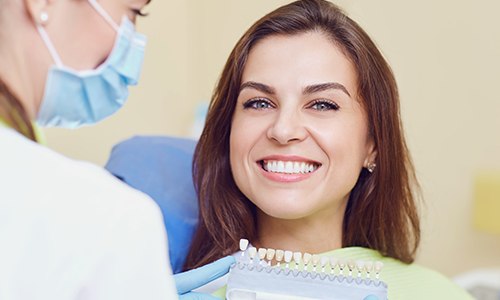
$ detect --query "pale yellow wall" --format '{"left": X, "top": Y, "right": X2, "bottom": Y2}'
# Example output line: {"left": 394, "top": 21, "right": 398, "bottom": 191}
{"left": 44, "top": 1, "right": 500, "bottom": 276}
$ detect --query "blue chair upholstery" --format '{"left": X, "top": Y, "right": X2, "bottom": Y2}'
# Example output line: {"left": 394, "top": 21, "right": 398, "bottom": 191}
{"left": 105, "top": 136, "right": 198, "bottom": 273}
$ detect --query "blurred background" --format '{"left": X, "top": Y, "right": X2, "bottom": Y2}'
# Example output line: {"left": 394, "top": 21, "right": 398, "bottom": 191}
{"left": 43, "top": 0, "right": 499, "bottom": 286}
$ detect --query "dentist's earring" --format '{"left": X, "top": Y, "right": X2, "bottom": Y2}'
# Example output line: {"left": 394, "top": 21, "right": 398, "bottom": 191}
{"left": 39, "top": 11, "right": 49, "bottom": 25}
{"left": 366, "top": 162, "right": 376, "bottom": 173}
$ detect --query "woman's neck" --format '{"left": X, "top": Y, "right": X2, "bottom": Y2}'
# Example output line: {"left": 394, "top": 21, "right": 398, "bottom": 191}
{"left": 254, "top": 202, "right": 346, "bottom": 254}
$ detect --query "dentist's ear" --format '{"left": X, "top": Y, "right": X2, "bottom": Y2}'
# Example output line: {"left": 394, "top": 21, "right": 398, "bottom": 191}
{"left": 24, "top": 0, "right": 54, "bottom": 25}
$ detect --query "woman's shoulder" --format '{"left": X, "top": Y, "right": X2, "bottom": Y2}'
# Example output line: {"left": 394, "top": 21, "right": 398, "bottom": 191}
{"left": 328, "top": 247, "right": 473, "bottom": 299}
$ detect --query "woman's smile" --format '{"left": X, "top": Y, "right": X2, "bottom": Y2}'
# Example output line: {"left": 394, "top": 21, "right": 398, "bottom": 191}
{"left": 256, "top": 155, "right": 322, "bottom": 183}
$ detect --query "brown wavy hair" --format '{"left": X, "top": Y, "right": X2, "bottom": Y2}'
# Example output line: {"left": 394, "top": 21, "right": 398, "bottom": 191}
{"left": 0, "top": 78, "right": 36, "bottom": 141}
{"left": 185, "top": 0, "right": 420, "bottom": 270}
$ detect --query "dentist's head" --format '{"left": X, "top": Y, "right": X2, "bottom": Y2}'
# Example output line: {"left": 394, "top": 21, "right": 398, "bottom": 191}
{"left": 0, "top": 0, "right": 149, "bottom": 138}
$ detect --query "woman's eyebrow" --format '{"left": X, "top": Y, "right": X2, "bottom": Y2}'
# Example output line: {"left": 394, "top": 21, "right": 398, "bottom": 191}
{"left": 303, "top": 82, "right": 351, "bottom": 97}
{"left": 239, "top": 81, "right": 276, "bottom": 95}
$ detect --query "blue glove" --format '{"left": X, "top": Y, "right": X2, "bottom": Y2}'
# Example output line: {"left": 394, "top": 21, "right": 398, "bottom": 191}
{"left": 174, "top": 256, "right": 235, "bottom": 300}
{"left": 364, "top": 295, "right": 380, "bottom": 300}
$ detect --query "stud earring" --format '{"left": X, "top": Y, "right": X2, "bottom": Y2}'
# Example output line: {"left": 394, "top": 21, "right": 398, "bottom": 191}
{"left": 367, "top": 162, "right": 376, "bottom": 173}
{"left": 40, "top": 11, "right": 49, "bottom": 25}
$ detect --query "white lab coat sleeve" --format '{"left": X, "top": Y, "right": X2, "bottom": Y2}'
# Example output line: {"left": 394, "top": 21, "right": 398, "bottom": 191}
{"left": 77, "top": 192, "right": 178, "bottom": 300}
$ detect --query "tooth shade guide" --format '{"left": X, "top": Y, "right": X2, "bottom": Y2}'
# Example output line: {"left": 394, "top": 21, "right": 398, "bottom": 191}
{"left": 235, "top": 239, "right": 384, "bottom": 281}
{"left": 226, "top": 254, "right": 389, "bottom": 300}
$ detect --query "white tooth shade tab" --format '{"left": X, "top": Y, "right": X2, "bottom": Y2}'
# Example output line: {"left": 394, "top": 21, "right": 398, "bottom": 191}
{"left": 312, "top": 254, "right": 320, "bottom": 266}
{"left": 303, "top": 253, "right": 312, "bottom": 265}
{"left": 248, "top": 247, "right": 257, "bottom": 259}
{"left": 284, "top": 251, "right": 293, "bottom": 263}
{"left": 264, "top": 160, "right": 318, "bottom": 174}
{"left": 275, "top": 250, "right": 284, "bottom": 262}
{"left": 258, "top": 248, "right": 267, "bottom": 260}
{"left": 239, "top": 239, "right": 249, "bottom": 251}
{"left": 356, "top": 260, "right": 365, "bottom": 277}
{"left": 266, "top": 249, "right": 276, "bottom": 261}
{"left": 320, "top": 256, "right": 328, "bottom": 272}
{"left": 365, "top": 261, "right": 374, "bottom": 274}
{"left": 293, "top": 252, "right": 302, "bottom": 264}
{"left": 329, "top": 257, "right": 338, "bottom": 268}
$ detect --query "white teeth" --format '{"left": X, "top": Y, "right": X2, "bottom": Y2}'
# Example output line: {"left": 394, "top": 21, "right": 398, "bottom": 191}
{"left": 277, "top": 161, "right": 285, "bottom": 172}
{"left": 263, "top": 160, "right": 318, "bottom": 174}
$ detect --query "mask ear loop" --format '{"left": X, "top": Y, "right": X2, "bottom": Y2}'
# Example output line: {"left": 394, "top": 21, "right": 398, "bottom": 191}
{"left": 87, "top": 0, "right": 120, "bottom": 32}
{"left": 36, "top": 25, "right": 64, "bottom": 68}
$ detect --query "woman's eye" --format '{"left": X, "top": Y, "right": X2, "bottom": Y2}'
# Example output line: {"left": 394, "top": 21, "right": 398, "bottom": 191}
{"left": 243, "top": 98, "right": 274, "bottom": 110}
{"left": 309, "top": 99, "right": 340, "bottom": 111}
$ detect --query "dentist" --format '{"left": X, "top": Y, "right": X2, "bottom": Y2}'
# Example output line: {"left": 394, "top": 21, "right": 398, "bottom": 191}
{"left": 0, "top": 0, "right": 229, "bottom": 299}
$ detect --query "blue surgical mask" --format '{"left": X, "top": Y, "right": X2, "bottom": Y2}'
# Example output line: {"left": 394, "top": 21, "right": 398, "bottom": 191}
{"left": 36, "top": 0, "right": 147, "bottom": 128}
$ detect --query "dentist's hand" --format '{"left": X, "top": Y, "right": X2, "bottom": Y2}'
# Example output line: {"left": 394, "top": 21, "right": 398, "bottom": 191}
{"left": 174, "top": 256, "right": 235, "bottom": 300}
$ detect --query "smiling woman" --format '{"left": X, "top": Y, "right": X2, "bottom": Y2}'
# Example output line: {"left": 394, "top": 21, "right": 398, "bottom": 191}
{"left": 184, "top": 0, "right": 472, "bottom": 299}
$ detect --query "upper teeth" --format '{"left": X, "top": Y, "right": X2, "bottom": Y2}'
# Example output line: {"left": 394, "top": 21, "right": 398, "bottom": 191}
{"left": 263, "top": 160, "right": 318, "bottom": 174}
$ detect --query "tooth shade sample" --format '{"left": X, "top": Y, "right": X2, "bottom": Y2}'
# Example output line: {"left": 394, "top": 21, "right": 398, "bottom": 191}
{"left": 374, "top": 261, "right": 384, "bottom": 273}
{"left": 239, "top": 239, "right": 249, "bottom": 251}
{"left": 329, "top": 257, "right": 338, "bottom": 274}
{"left": 284, "top": 251, "right": 293, "bottom": 263}
{"left": 356, "top": 260, "right": 365, "bottom": 272}
{"left": 266, "top": 249, "right": 276, "bottom": 261}
{"left": 248, "top": 247, "right": 257, "bottom": 259}
{"left": 365, "top": 261, "right": 374, "bottom": 273}
{"left": 275, "top": 250, "right": 284, "bottom": 262}
{"left": 312, "top": 254, "right": 320, "bottom": 266}
{"left": 293, "top": 252, "right": 302, "bottom": 264}
{"left": 320, "top": 256, "right": 329, "bottom": 268}
{"left": 258, "top": 248, "right": 267, "bottom": 260}
{"left": 303, "top": 253, "right": 312, "bottom": 265}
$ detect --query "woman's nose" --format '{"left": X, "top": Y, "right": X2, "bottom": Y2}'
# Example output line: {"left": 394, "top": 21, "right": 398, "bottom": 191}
{"left": 266, "top": 109, "right": 307, "bottom": 145}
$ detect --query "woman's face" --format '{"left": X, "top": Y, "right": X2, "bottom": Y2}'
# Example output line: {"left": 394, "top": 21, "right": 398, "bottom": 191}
{"left": 229, "top": 31, "right": 376, "bottom": 221}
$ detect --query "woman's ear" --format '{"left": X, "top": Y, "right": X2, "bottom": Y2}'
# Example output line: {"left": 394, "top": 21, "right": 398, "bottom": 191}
{"left": 24, "top": 0, "right": 53, "bottom": 25}
{"left": 363, "top": 140, "right": 378, "bottom": 169}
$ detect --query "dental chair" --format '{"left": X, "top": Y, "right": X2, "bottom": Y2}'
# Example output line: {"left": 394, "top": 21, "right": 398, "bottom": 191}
{"left": 105, "top": 136, "right": 198, "bottom": 274}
